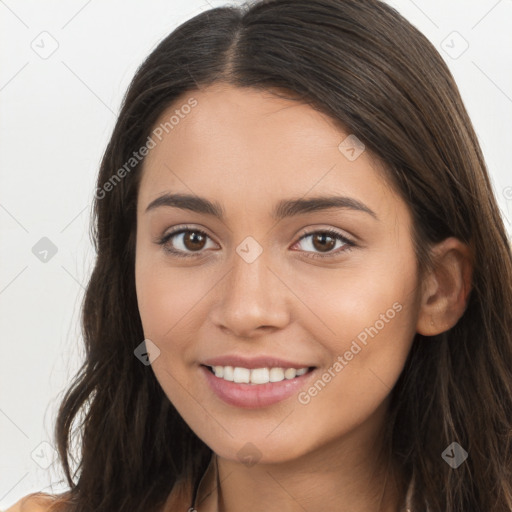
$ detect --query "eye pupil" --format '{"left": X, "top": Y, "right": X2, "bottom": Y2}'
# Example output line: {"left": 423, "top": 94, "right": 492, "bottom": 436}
{"left": 313, "top": 233, "right": 336, "bottom": 252}
{"left": 184, "top": 231, "right": 206, "bottom": 251}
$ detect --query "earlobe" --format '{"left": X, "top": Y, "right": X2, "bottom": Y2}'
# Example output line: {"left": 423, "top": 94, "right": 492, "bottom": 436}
{"left": 416, "top": 237, "right": 473, "bottom": 336}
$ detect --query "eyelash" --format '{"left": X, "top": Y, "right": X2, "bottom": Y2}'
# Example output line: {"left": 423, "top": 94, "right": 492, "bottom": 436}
{"left": 156, "top": 225, "right": 356, "bottom": 260}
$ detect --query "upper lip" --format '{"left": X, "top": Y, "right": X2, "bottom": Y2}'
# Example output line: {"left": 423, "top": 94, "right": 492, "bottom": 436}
{"left": 202, "top": 355, "right": 315, "bottom": 370}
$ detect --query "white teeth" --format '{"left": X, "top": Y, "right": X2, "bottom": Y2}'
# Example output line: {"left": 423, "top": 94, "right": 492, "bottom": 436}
{"left": 223, "top": 366, "right": 234, "bottom": 381}
{"left": 233, "top": 367, "right": 250, "bottom": 383}
{"left": 250, "top": 368, "right": 270, "bottom": 384}
{"left": 209, "top": 365, "right": 310, "bottom": 384}
{"left": 269, "top": 367, "right": 285, "bottom": 382}
{"left": 284, "top": 368, "right": 297, "bottom": 379}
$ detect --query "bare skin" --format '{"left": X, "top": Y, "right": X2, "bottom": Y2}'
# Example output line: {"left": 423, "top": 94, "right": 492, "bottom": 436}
{"left": 135, "top": 83, "right": 472, "bottom": 512}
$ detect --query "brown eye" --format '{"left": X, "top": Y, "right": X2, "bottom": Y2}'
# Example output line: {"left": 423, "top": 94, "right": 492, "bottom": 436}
{"left": 182, "top": 231, "right": 207, "bottom": 251}
{"left": 293, "top": 228, "right": 355, "bottom": 259}
{"left": 157, "top": 226, "right": 355, "bottom": 260}
{"left": 311, "top": 233, "right": 337, "bottom": 253}
{"left": 157, "top": 228, "right": 215, "bottom": 258}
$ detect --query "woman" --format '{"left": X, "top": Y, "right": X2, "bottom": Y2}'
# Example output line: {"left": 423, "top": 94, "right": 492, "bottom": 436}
{"left": 7, "top": 0, "right": 512, "bottom": 510}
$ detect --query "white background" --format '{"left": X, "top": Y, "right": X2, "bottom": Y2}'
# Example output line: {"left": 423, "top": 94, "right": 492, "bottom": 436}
{"left": 1, "top": 0, "right": 511, "bottom": 507}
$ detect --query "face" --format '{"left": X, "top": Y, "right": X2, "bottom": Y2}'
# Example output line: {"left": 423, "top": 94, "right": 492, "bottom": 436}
{"left": 135, "top": 83, "right": 421, "bottom": 465}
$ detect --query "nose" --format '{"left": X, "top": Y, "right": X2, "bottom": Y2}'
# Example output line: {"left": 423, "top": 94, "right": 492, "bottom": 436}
{"left": 210, "top": 246, "right": 291, "bottom": 339}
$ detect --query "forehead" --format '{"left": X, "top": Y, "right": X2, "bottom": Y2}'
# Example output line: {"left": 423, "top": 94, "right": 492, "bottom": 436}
{"left": 138, "top": 83, "right": 397, "bottom": 219}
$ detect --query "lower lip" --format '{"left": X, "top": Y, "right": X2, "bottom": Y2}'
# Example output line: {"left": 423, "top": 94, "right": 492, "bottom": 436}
{"left": 200, "top": 365, "right": 316, "bottom": 408}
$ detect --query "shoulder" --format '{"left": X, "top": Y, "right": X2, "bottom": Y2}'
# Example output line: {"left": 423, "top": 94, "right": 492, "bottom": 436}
{"left": 5, "top": 493, "right": 56, "bottom": 512}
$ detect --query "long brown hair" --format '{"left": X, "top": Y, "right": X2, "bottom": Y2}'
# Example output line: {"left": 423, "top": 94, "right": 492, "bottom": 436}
{"left": 35, "top": 0, "right": 512, "bottom": 510}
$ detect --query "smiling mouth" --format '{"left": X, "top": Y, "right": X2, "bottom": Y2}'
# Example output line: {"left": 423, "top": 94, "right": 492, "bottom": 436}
{"left": 202, "top": 364, "right": 316, "bottom": 385}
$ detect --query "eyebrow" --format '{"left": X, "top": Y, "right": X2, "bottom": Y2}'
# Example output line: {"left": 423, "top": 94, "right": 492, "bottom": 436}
{"left": 144, "top": 193, "right": 378, "bottom": 220}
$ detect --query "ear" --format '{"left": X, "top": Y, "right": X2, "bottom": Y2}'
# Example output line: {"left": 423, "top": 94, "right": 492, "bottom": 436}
{"left": 416, "top": 237, "right": 473, "bottom": 336}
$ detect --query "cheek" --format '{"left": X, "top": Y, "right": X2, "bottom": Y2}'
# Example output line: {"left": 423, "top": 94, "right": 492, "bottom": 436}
{"left": 294, "top": 253, "right": 418, "bottom": 343}
{"left": 136, "top": 259, "right": 204, "bottom": 342}
{"left": 293, "top": 276, "right": 417, "bottom": 434}
{"left": 294, "top": 252, "right": 419, "bottom": 393}
{"left": 135, "top": 262, "right": 205, "bottom": 402}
